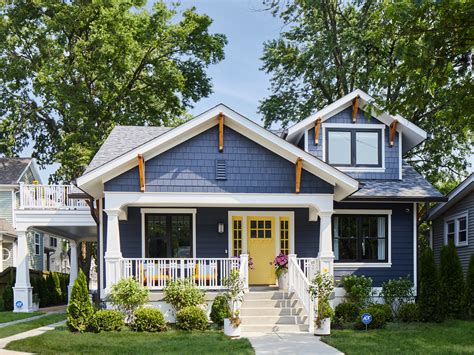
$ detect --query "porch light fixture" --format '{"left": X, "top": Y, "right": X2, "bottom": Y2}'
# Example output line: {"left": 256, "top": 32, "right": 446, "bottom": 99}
{"left": 218, "top": 222, "right": 225, "bottom": 234}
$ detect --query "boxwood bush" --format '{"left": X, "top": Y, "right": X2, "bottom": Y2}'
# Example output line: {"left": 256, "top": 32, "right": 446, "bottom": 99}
{"left": 89, "top": 309, "right": 124, "bottom": 332}
{"left": 354, "top": 303, "right": 390, "bottom": 330}
{"left": 335, "top": 302, "right": 361, "bottom": 323}
{"left": 398, "top": 303, "right": 420, "bottom": 322}
{"left": 129, "top": 307, "right": 166, "bottom": 332}
{"left": 210, "top": 294, "right": 231, "bottom": 326}
{"left": 176, "top": 306, "right": 208, "bottom": 331}
{"left": 342, "top": 275, "right": 373, "bottom": 307}
{"left": 164, "top": 279, "right": 205, "bottom": 312}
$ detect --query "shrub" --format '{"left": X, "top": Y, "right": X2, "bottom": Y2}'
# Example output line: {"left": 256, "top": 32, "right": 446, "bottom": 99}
{"left": 380, "top": 277, "right": 414, "bottom": 317}
{"left": 342, "top": 275, "right": 373, "bottom": 307}
{"left": 398, "top": 303, "right": 420, "bottom": 322}
{"left": 354, "top": 304, "right": 389, "bottom": 330}
{"left": 418, "top": 247, "right": 443, "bottom": 322}
{"left": 210, "top": 294, "right": 231, "bottom": 326}
{"left": 163, "top": 279, "right": 205, "bottom": 312}
{"left": 463, "top": 254, "right": 474, "bottom": 317}
{"left": 335, "top": 302, "right": 361, "bottom": 323}
{"left": 46, "top": 273, "right": 59, "bottom": 306}
{"left": 176, "top": 306, "right": 208, "bottom": 331}
{"left": 67, "top": 269, "right": 94, "bottom": 332}
{"left": 372, "top": 303, "right": 393, "bottom": 322}
{"left": 109, "top": 278, "right": 149, "bottom": 322}
{"left": 52, "top": 272, "right": 63, "bottom": 303}
{"left": 129, "top": 307, "right": 166, "bottom": 332}
{"left": 89, "top": 310, "right": 124, "bottom": 333}
{"left": 439, "top": 242, "right": 464, "bottom": 318}
{"left": 2, "top": 281, "right": 13, "bottom": 311}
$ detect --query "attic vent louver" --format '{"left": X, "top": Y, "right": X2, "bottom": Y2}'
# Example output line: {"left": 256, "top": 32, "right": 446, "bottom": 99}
{"left": 215, "top": 160, "right": 227, "bottom": 180}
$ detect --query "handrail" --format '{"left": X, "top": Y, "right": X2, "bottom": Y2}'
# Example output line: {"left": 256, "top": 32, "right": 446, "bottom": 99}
{"left": 19, "top": 183, "right": 89, "bottom": 210}
{"left": 289, "top": 255, "right": 315, "bottom": 333}
{"left": 296, "top": 257, "right": 320, "bottom": 280}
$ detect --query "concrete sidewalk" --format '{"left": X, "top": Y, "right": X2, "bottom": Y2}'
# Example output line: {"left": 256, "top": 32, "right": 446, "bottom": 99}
{"left": 245, "top": 332, "right": 343, "bottom": 355}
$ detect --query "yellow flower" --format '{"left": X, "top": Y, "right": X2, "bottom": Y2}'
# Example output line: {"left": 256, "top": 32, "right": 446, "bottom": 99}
{"left": 322, "top": 267, "right": 329, "bottom": 273}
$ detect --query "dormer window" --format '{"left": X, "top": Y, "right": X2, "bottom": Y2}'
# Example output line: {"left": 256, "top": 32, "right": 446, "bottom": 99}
{"left": 326, "top": 128, "right": 382, "bottom": 168}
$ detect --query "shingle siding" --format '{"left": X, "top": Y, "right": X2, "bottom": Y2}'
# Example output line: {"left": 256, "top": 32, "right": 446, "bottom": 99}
{"left": 432, "top": 192, "right": 474, "bottom": 275}
{"left": 105, "top": 126, "right": 333, "bottom": 194}
{"left": 306, "top": 107, "right": 400, "bottom": 180}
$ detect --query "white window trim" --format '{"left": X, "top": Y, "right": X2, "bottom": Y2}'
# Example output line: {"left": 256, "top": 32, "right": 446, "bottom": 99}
{"left": 50, "top": 236, "right": 57, "bottom": 248}
{"left": 321, "top": 123, "right": 386, "bottom": 172}
{"left": 333, "top": 209, "right": 392, "bottom": 268}
{"left": 140, "top": 208, "right": 197, "bottom": 258}
{"left": 227, "top": 211, "right": 295, "bottom": 258}
{"left": 2, "top": 248, "right": 11, "bottom": 262}
{"left": 444, "top": 211, "right": 469, "bottom": 247}
{"left": 34, "top": 232, "right": 41, "bottom": 256}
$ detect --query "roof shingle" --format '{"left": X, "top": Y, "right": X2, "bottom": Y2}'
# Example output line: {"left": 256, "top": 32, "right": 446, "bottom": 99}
{"left": 0, "top": 158, "right": 32, "bottom": 184}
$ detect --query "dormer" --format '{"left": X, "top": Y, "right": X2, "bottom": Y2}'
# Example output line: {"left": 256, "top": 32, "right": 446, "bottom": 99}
{"left": 286, "top": 90, "right": 428, "bottom": 180}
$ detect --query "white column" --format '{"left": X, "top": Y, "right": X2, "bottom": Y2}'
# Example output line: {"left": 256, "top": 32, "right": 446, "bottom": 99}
{"left": 68, "top": 240, "right": 78, "bottom": 302}
{"left": 0, "top": 240, "right": 3, "bottom": 272}
{"left": 13, "top": 231, "right": 33, "bottom": 312}
{"left": 104, "top": 209, "right": 122, "bottom": 292}
{"left": 12, "top": 240, "right": 17, "bottom": 267}
{"left": 318, "top": 212, "right": 334, "bottom": 275}
{"left": 239, "top": 254, "right": 249, "bottom": 291}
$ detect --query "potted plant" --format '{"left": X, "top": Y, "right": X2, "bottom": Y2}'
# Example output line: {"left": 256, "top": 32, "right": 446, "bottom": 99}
{"left": 309, "top": 271, "right": 335, "bottom": 336}
{"left": 223, "top": 269, "right": 245, "bottom": 337}
{"left": 274, "top": 253, "right": 288, "bottom": 290}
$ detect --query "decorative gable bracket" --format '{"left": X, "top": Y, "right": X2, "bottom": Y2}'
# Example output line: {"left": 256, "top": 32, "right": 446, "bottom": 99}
{"left": 314, "top": 118, "right": 321, "bottom": 145}
{"left": 352, "top": 96, "right": 360, "bottom": 123}
{"left": 138, "top": 154, "right": 145, "bottom": 192}
{"left": 218, "top": 112, "right": 224, "bottom": 152}
{"left": 295, "top": 157, "right": 303, "bottom": 193}
{"left": 389, "top": 120, "right": 398, "bottom": 147}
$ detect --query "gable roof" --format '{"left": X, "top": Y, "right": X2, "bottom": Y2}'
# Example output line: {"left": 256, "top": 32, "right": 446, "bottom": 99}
{"left": 427, "top": 174, "right": 474, "bottom": 220}
{"left": 286, "top": 89, "right": 428, "bottom": 154}
{"left": 347, "top": 163, "right": 446, "bottom": 202}
{"left": 0, "top": 158, "right": 38, "bottom": 185}
{"left": 77, "top": 104, "right": 359, "bottom": 200}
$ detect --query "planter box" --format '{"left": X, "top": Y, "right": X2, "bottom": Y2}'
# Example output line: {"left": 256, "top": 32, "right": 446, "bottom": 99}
{"left": 224, "top": 318, "right": 241, "bottom": 337}
{"left": 314, "top": 318, "right": 331, "bottom": 336}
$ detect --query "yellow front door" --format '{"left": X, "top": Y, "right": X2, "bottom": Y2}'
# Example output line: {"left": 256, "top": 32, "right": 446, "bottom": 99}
{"left": 247, "top": 216, "right": 276, "bottom": 285}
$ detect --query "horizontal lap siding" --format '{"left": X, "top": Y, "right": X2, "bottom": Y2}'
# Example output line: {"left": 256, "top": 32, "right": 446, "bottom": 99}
{"left": 105, "top": 126, "right": 333, "bottom": 194}
{"left": 333, "top": 202, "right": 414, "bottom": 287}
{"left": 432, "top": 192, "right": 474, "bottom": 275}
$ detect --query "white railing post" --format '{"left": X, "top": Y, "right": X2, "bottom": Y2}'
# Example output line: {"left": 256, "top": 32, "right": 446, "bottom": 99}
{"left": 104, "top": 209, "right": 122, "bottom": 293}
{"left": 239, "top": 254, "right": 249, "bottom": 291}
{"left": 288, "top": 254, "right": 297, "bottom": 292}
{"left": 19, "top": 182, "right": 25, "bottom": 209}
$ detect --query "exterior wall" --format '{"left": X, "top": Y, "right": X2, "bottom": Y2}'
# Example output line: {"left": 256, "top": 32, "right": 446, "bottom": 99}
{"left": 0, "top": 191, "right": 13, "bottom": 223}
{"left": 27, "top": 231, "right": 43, "bottom": 271}
{"left": 105, "top": 126, "right": 333, "bottom": 194}
{"left": 19, "top": 166, "right": 37, "bottom": 184}
{"left": 432, "top": 192, "right": 474, "bottom": 275}
{"left": 43, "top": 235, "right": 70, "bottom": 273}
{"left": 333, "top": 202, "right": 415, "bottom": 287}
{"left": 306, "top": 107, "right": 400, "bottom": 180}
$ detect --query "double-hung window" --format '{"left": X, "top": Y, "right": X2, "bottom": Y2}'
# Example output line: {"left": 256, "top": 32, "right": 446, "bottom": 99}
{"left": 326, "top": 129, "right": 382, "bottom": 167}
{"left": 50, "top": 237, "right": 58, "bottom": 248}
{"left": 333, "top": 214, "right": 388, "bottom": 262}
{"left": 445, "top": 212, "right": 468, "bottom": 247}
{"left": 34, "top": 233, "right": 41, "bottom": 255}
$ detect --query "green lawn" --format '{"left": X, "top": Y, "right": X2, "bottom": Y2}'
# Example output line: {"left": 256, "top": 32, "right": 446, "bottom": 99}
{"left": 6, "top": 326, "right": 254, "bottom": 354}
{"left": 323, "top": 320, "right": 474, "bottom": 355}
{"left": 0, "top": 313, "right": 66, "bottom": 339}
{"left": 0, "top": 311, "right": 44, "bottom": 324}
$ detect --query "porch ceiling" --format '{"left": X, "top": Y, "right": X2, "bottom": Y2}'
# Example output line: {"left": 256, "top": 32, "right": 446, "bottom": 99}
{"left": 32, "top": 226, "right": 97, "bottom": 242}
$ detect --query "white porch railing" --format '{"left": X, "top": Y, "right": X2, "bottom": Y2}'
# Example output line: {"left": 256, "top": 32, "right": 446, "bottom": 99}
{"left": 289, "top": 255, "right": 315, "bottom": 333}
{"left": 296, "top": 257, "right": 320, "bottom": 281}
{"left": 19, "top": 183, "right": 89, "bottom": 210}
{"left": 121, "top": 257, "right": 242, "bottom": 290}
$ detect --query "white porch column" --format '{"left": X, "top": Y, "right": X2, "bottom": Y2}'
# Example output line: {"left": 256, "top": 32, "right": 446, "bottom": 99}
{"left": 104, "top": 209, "right": 122, "bottom": 292}
{"left": 13, "top": 231, "right": 33, "bottom": 312}
{"left": 12, "top": 240, "right": 17, "bottom": 267}
{"left": 318, "top": 212, "right": 334, "bottom": 276}
{"left": 68, "top": 240, "right": 78, "bottom": 302}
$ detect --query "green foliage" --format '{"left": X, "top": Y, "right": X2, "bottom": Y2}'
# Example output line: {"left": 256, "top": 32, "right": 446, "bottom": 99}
{"left": 88, "top": 310, "right": 124, "bottom": 333}
{"left": 210, "top": 294, "right": 231, "bottom": 326}
{"left": 129, "top": 307, "right": 166, "bottom": 332}
{"left": 0, "top": 1, "right": 227, "bottom": 182}
{"left": 354, "top": 304, "right": 389, "bottom": 330}
{"left": 439, "top": 242, "right": 464, "bottom": 318}
{"left": 418, "top": 247, "right": 443, "bottom": 322}
{"left": 463, "top": 255, "right": 474, "bottom": 318}
{"left": 309, "top": 271, "right": 335, "bottom": 327}
{"left": 342, "top": 275, "right": 373, "bottom": 307}
{"left": 398, "top": 303, "right": 420, "bottom": 323}
{"left": 335, "top": 302, "right": 361, "bottom": 323}
{"left": 176, "top": 306, "right": 208, "bottom": 331}
{"left": 373, "top": 303, "right": 393, "bottom": 323}
{"left": 67, "top": 269, "right": 94, "bottom": 332}
{"left": 380, "top": 277, "right": 414, "bottom": 317}
{"left": 260, "top": 0, "right": 473, "bottom": 186}
{"left": 2, "top": 281, "right": 13, "bottom": 311}
{"left": 163, "top": 279, "right": 205, "bottom": 312}
{"left": 222, "top": 269, "right": 245, "bottom": 316}
{"left": 109, "top": 278, "right": 149, "bottom": 322}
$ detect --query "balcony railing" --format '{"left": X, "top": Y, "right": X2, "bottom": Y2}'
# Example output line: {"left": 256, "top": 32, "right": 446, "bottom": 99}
{"left": 18, "top": 183, "right": 89, "bottom": 210}
{"left": 121, "top": 257, "right": 243, "bottom": 290}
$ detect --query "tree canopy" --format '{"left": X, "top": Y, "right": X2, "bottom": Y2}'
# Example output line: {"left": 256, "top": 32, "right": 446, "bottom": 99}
{"left": 260, "top": 0, "right": 473, "bottom": 187}
{"left": 0, "top": 0, "right": 227, "bottom": 182}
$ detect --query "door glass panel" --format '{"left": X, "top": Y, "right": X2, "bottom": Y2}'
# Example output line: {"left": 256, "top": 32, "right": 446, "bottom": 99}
{"left": 171, "top": 215, "right": 191, "bottom": 257}
{"left": 146, "top": 214, "right": 192, "bottom": 258}
{"left": 147, "top": 215, "right": 167, "bottom": 258}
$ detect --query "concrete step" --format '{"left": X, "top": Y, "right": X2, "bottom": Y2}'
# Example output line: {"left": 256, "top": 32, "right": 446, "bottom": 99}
{"left": 241, "top": 315, "right": 307, "bottom": 325}
{"left": 243, "top": 291, "right": 293, "bottom": 300}
{"left": 240, "top": 324, "right": 309, "bottom": 333}
{"left": 240, "top": 307, "right": 304, "bottom": 316}
{"left": 241, "top": 299, "right": 299, "bottom": 308}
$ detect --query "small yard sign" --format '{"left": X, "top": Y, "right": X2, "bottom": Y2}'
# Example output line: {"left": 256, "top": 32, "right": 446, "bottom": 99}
{"left": 361, "top": 312, "right": 372, "bottom": 330}
{"left": 15, "top": 300, "right": 23, "bottom": 309}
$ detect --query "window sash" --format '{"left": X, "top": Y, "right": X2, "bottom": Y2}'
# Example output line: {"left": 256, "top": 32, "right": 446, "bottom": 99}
{"left": 445, "top": 214, "right": 468, "bottom": 247}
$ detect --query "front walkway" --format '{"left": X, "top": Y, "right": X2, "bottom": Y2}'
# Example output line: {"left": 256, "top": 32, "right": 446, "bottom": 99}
{"left": 246, "top": 332, "right": 342, "bottom": 355}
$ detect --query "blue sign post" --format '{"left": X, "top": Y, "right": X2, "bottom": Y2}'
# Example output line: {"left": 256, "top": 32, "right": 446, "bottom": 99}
{"left": 361, "top": 312, "right": 372, "bottom": 331}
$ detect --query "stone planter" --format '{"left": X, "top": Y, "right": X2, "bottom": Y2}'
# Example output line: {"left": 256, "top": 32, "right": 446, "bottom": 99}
{"left": 278, "top": 272, "right": 288, "bottom": 290}
{"left": 314, "top": 318, "right": 331, "bottom": 336}
{"left": 224, "top": 318, "right": 241, "bottom": 337}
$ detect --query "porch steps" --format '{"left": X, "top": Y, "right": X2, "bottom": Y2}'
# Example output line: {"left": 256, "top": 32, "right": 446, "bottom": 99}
{"left": 240, "top": 289, "right": 309, "bottom": 334}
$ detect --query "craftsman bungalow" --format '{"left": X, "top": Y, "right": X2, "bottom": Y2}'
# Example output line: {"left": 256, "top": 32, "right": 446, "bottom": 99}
{"left": 13, "top": 90, "right": 444, "bottom": 331}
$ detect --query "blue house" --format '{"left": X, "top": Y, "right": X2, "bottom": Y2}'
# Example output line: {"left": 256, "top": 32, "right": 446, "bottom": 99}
{"left": 13, "top": 90, "right": 444, "bottom": 331}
